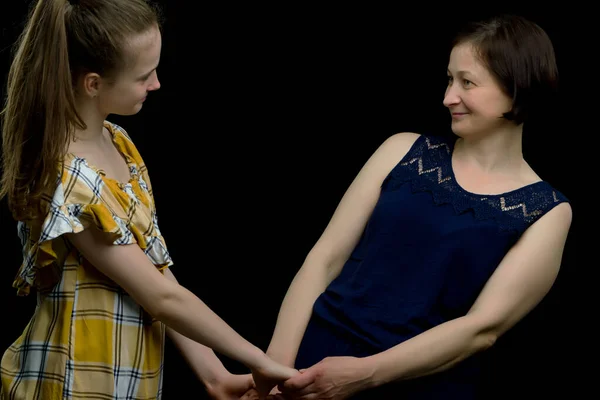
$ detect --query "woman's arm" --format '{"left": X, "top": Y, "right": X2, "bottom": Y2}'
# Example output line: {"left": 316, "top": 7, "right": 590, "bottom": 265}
{"left": 279, "top": 202, "right": 572, "bottom": 398}
{"left": 266, "top": 132, "right": 421, "bottom": 367}
{"left": 365, "top": 202, "right": 572, "bottom": 385}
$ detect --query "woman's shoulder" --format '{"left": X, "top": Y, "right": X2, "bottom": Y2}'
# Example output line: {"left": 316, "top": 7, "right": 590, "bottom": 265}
{"left": 381, "top": 131, "right": 422, "bottom": 149}
{"left": 380, "top": 132, "right": 454, "bottom": 153}
{"left": 377, "top": 132, "right": 455, "bottom": 169}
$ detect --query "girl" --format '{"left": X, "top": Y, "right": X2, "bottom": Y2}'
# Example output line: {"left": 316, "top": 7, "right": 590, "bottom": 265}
{"left": 0, "top": 1, "right": 296, "bottom": 399}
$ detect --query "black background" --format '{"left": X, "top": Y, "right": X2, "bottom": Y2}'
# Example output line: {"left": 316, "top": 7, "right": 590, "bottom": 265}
{"left": 1, "top": 2, "right": 593, "bottom": 398}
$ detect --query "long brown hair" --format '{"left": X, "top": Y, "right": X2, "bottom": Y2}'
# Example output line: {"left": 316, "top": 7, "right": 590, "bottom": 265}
{"left": 0, "top": 0, "right": 162, "bottom": 220}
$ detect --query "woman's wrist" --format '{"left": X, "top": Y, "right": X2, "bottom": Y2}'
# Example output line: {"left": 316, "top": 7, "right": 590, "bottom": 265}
{"left": 266, "top": 347, "right": 295, "bottom": 368}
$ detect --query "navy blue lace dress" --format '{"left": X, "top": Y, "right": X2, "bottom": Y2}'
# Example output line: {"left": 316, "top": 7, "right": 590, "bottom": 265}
{"left": 295, "top": 134, "right": 569, "bottom": 399}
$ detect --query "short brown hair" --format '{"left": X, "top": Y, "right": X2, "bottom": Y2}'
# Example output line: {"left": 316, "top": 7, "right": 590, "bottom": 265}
{"left": 0, "top": 0, "right": 162, "bottom": 221}
{"left": 452, "top": 14, "right": 559, "bottom": 125}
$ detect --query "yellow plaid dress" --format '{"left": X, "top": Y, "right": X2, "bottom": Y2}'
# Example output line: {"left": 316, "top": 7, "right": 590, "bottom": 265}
{"left": 1, "top": 121, "right": 173, "bottom": 399}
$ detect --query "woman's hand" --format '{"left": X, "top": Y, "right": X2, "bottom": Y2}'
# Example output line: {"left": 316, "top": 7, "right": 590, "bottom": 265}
{"left": 250, "top": 353, "right": 298, "bottom": 399}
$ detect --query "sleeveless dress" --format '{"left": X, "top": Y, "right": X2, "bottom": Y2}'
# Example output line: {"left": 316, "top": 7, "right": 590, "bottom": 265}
{"left": 1, "top": 121, "right": 173, "bottom": 399}
{"left": 295, "top": 134, "right": 569, "bottom": 399}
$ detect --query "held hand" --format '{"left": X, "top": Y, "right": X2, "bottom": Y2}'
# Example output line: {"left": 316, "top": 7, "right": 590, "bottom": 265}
{"left": 250, "top": 354, "right": 298, "bottom": 399}
{"left": 239, "top": 387, "right": 286, "bottom": 400}
{"left": 277, "top": 356, "right": 373, "bottom": 400}
{"left": 205, "top": 373, "right": 256, "bottom": 400}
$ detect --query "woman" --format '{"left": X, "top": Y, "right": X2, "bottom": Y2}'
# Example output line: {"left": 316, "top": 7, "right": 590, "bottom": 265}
{"left": 261, "top": 14, "right": 571, "bottom": 399}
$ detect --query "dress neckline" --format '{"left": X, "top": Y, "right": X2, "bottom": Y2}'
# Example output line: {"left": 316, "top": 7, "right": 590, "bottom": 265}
{"left": 444, "top": 135, "right": 547, "bottom": 199}
{"left": 65, "top": 121, "right": 137, "bottom": 187}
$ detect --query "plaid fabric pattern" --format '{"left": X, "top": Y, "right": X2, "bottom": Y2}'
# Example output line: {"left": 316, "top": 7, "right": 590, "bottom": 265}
{"left": 1, "top": 121, "right": 173, "bottom": 399}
